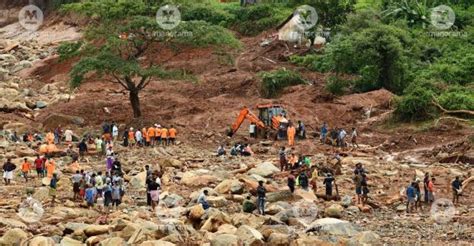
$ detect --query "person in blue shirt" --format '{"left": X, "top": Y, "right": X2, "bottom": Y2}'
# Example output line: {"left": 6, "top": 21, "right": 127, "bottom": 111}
{"left": 49, "top": 173, "right": 59, "bottom": 206}
{"left": 85, "top": 184, "right": 97, "bottom": 208}
{"left": 320, "top": 122, "right": 328, "bottom": 144}
{"left": 406, "top": 182, "right": 416, "bottom": 213}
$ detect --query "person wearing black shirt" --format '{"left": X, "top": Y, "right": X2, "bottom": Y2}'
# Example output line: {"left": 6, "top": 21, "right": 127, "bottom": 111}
{"left": 287, "top": 172, "right": 296, "bottom": 193}
{"left": 256, "top": 181, "right": 266, "bottom": 215}
{"left": 452, "top": 176, "right": 463, "bottom": 204}
{"left": 299, "top": 172, "right": 309, "bottom": 191}
{"left": 323, "top": 173, "right": 335, "bottom": 197}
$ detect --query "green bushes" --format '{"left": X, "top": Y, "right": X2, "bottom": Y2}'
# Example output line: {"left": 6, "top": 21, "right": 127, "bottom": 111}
{"left": 438, "top": 86, "right": 474, "bottom": 111}
{"left": 259, "top": 69, "right": 306, "bottom": 98}
{"left": 325, "top": 76, "right": 351, "bottom": 96}
{"left": 174, "top": 21, "right": 241, "bottom": 48}
{"left": 181, "top": 4, "right": 233, "bottom": 26}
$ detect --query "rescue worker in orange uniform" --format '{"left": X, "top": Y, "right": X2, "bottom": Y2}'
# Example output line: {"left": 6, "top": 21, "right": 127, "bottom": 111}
{"left": 142, "top": 127, "right": 148, "bottom": 146}
{"left": 161, "top": 127, "right": 168, "bottom": 146}
{"left": 128, "top": 128, "right": 136, "bottom": 147}
{"left": 45, "top": 158, "right": 56, "bottom": 178}
{"left": 155, "top": 125, "right": 162, "bottom": 145}
{"left": 169, "top": 126, "right": 177, "bottom": 145}
{"left": 287, "top": 122, "right": 296, "bottom": 146}
{"left": 147, "top": 126, "right": 156, "bottom": 146}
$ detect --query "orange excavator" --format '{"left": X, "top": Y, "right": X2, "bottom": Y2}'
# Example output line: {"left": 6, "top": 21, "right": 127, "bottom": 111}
{"left": 228, "top": 104, "right": 289, "bottom": 139}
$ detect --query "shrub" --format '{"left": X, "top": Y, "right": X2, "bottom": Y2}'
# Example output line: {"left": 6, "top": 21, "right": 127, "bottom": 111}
{"left": 289, "top": 54, "right": 332, "bottom": 73}
{"left": 438, "top": 86, "right": 474, "bottom": 111}
{"left": 394, "top": 86, "right": 437, "bottom": 121}
{"left": 181, "top": 4, "right": 233, "bottom": 26}
{"left": 175, "top": 21, "right": 241, "bottom": 49}
{"left": 325, "top": 75, "right": 351, "bottom": 95}
{"left": 259, "top": 69, "right": 306, "bottom": 98}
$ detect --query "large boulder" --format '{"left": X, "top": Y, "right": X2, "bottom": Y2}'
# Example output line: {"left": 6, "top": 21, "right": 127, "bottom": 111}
{"left": 130, "top": 171, "right": 147, "bottom": 189}
{"left": 160, "top": 193, "right": 184, "bottom": 208}
{"left": 235, "top": 225, "right": 264, "bottom": 246}
{"left": 248, "top": 162, "right": 280, "bottom": 177}
{"left": 216, "top": 224, "right": 237, "bottom": 234}
{"left": 60, "top": 236, "right": 84, "bottom": 246}
{"left": 267, "top": 233, "right": 289, "bottom": 246}
{"left": 188, "top": 204, "right": 205, "bottom": 220}
{"left": 266, "top": 190, "right": 293, "bottom": 203}
{"left": 83, "top": 225, "right": 110, "bottom": 237}
{"left": 11, "top": 60, "right": 33, "bottom": 73}
{"left": 140, "top": 240, "right": 176, "bottom": 246}
{"left": 42, "top": 113, "right": 85, "bottom": 129}
{"left": 0, "top": 228, "right": 28, "bottom": 245}
{"left": 207, "top": 196, "right": 228, "bottom": 208}
{"left": 15, "top": 146, "right": 36, "bottom": 157}
{"left": 29, "top": 236, "right": 55, "bottom": 246}
{"left": 201, "top": 209, "right": 231, "bottom": 232}
{"left": 0, "top": 88, "right": 19, "bottom": 100}
{"left": 325, "top": 204, "right": 344, "bottom": 218}
{"left": 214, "top": 179, "right": 244, "bottom": 194}
{"left": 0, "top": 218, "right": 27, "bottom": 229}
{"left": 210, "top": 234, "right": 240, "bottom": 246}
{"left": 306, "top": 218, "right": 360, "bottom": 237}
{"left": 33, "top": 187, "right": 50, "bottom": 202}
{"left": 158, "top": 159, "right": 182, "bottom": 169}
{"left": 100, "top": 237, "right": 125, "bottom": 246}
{"left": 349, "top": 231, "right": 381, "bottom": 245}
{"left": 181, "top": 171, "right": 218, "bottom": 187}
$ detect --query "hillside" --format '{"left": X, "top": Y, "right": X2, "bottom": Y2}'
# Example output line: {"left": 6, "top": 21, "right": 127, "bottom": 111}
{"left": 0, "top": 1, "right": 473, "bottom": 245}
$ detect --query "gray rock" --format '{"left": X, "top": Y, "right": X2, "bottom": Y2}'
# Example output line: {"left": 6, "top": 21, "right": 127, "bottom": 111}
{"left": 266, "top": 190, "right": 293, "bottom": 203}
{"left": 235, "top": 225, "right": 264, "bottom": 246}
{"left": 210, "top": 234, "right": 240, "bottom": 246}
{"left": 0, "top": 67, "right": 9, "bottom": 81}
{"left": 306, "top": 218, "right": 360, "bottom": 237}
{"left": 161, "top": 193, "right": 184, "bottom": 208}
{"left": 36, "top": 101, "right": 48, "bottom": 109}
{"left": 11, "top": 60, "right": 32, "bottom": 73}
{"left": 248, "top": 162, "right": 280, "bottom": 177}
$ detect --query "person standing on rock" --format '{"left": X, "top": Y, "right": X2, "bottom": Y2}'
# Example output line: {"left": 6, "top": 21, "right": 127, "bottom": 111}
{"left": 198, "top": 190, "right": 210, "bottom": 210}
{"left": 64, "top": 129, "right": 73, "bottom": 145}
{"left": 161, "top": 126, "right": 168, "bottom": 146}
{"left": 257, "top": 180, "right": 266, "bottom": 215}
{"left": 169, "top": 125, "right": 177, "bottom": 145}
{"left": 249, "top": 123, "right": 256, "bottom": 138}
{"left": 2, "top": 158, "right": 16, "bottom": 185}
{"left": 287, "top": 122, "right": 296, "bottom": 147}
{"left": 288, "top": 172, "right": 296, "bottom": 193}
{"left": 351, "top": 127, "right": 359, "bottom": 148}
{"left": 85, "top": 184, "right": 97, "bottom": 208}
{"left": 95, "top": 136, "right": 103, "bottom": 156}
{"left": 321, "top": 122, "right": 328, "bottom": 144}
{"left": 54, "top": 125, "right": 63, "bottom": 145}
{"left": 354, "top": 171, "right": 363, "bottom": 204}
{"left": 21, "top": 158, "right": 32, "bottom": 182}
{"left": 112, "top": 123, "right": 119, "bottom": 143}
{"left": 71, "top": 170, "right": 82, "bottom": 201}
{"left": 34, "top": 155, "right": 44, "bottom": 178}
{"left": 148, "top": 173, "right": 160, "bottom": 212}
{"left": 95, "top": 171, "right": 105, "bottom": 199}
{"left": 452, "top": 176, "right": 462, "bottom": 204}
{"left": 147, "top": 126, "right": 155, "bottom": 147}
{"left": 45, "top": 158, "right": 56, "bottom": 179}
{"left": 155, "top": 125, "right": 162, "bottom": 146}
{"left": 299, "top": 171, "right": 309, "bottom": 191}
{"left": 78, "top": 139, "right": 88, "bottom": 161}
{"left": 128, "top": 128, "right": 136, "bottom": 147}
{"left": 406, "top": 182, "right": 417, "bottom": 213}
{"left": 50, "top": 173, "right": 59, "bottom": 206}
{"left": 105, "top": 146, "right": 114, "bottom": 176}
{"left": 297, "top": 120, "right": 306, "bottom": 140}
{"left": 135, "top": 129, "right": 143, "bottom": 147}
{"left": 360, "top": 173, "right": 369, "bottom": 205}
{"left": 413, "top": 179, "right": 422, "bottom": 211}
{"left": 423, "top": 172, "right": 430, "bottom": 204}
{"left": 279, "top": 147, "right": 288, "bottom": 171}
{"left": 323, "top": 173, "right": 335, "bottom": 198}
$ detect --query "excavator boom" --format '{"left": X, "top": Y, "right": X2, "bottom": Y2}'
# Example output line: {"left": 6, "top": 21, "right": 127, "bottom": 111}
{"left": 229, "top": 107, "right": 266, "bottom": 137}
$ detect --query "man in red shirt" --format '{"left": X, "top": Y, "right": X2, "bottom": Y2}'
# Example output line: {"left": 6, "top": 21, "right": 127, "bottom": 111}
{"left": 427, "top": 177, "right": 436, "bottom": 205}
{"left": 34, "top": 155, "right": 44, "bottom": 178}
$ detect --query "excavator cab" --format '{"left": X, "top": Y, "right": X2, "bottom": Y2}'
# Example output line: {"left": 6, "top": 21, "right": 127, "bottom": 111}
{"left": 227, "top": 104, "right": 288, "bottom": 139}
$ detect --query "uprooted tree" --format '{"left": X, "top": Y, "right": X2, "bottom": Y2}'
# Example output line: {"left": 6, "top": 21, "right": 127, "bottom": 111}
{"left": 68, "top": 16, "right": 179, "bottom": 118}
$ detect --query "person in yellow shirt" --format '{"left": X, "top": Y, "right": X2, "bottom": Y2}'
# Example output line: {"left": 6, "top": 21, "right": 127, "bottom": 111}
{"left": 147, "top": 126, "right": 155, "bottom": 146}
{"left": 155, "top": 125, "right": 162, "bottom": 145}
{"left": 161, "top": 127, "right": 168, "bottom": 146}
{"left": 21, "top": 158, "right": 31, "bottom": 182}
{"left": 45, "top": 158, "right": 56, "bottom": 178}
{"left": 169, "top": 125, "right": 177, "bottom": 145}
{"left": 287, "top": 122, "right": 296, "bottom": 146}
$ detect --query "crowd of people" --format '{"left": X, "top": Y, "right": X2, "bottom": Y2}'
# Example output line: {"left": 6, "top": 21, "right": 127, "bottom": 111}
{"left": 320, "top": 122, "right": 359, "bottom": 148}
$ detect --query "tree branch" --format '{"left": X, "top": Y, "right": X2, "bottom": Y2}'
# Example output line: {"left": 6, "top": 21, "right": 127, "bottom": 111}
{"left": 111, "top": 73, "right": 129, "bottom": 91}
{"left": 432, "top": 96, "right": 474, "bottom": 116}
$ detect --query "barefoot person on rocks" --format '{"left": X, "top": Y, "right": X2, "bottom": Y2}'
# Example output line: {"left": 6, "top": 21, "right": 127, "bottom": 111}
{"left": 21, "top": 158, "right": 32, "bottom": 182}
{"left": 452, "top": 176, "right": 462, "bottom": 204}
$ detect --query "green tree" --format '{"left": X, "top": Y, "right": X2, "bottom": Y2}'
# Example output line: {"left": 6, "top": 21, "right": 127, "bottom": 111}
{"left": 68, "top": 17, "right": 181, "bottom": 118}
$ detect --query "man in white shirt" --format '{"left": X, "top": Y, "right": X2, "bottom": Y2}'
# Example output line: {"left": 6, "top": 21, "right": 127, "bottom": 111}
{"left": 249, "top": 123, "right": 256, "bottom": 138}
{"left": 64, "top": 129, "right": 73, "bottom": 144}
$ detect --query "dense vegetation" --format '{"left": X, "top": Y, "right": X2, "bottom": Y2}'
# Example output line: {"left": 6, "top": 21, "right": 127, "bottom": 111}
{"left": 59, "top": 0, "right": 473, "bottom": 121}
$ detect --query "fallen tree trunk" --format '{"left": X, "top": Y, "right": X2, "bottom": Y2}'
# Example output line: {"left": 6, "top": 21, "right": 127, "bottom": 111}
{"left": 432, "top": 97, "right": 474, "bottom": 116}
